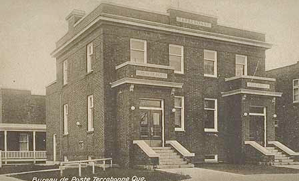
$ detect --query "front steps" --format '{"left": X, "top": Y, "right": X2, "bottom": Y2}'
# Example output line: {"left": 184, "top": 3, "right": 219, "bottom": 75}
{"left": 152, "top": 147, "right": 194, "bottom": 169}
{"left": 265, "top": 147, "right": 299, "bottom": 165}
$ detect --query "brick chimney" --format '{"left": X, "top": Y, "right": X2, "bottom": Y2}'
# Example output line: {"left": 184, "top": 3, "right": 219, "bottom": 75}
{"left": 65, "top": 9, "right": 86, "bottom": 31}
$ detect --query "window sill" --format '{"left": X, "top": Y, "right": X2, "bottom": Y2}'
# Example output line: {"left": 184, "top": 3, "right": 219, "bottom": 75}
{"left": 86, "top": 70, "right": 94, "bottom": 75}
{"left": 87, "top": 130, "right": 94, "bottom": 134}
{"left": 204, "top": 74, "right": 217, "bottom": 78}
{"left": 63, "top": 133, "right": 69, "bottom": 137}
{"left": 293, "top": 101, "right": 299, "bottom": 104}
{"left": 175, "top": 128, "right": 185, "bottom": 132}
{"left": 174, "top": 71, "right": 184, "bottom": 75}
{"left": 204, "top": 129, "right": 218, "bottom": 133}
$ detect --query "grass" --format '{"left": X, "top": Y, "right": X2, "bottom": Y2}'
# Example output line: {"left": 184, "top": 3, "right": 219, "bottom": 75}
{"left": 12, "top": 167, "right": 190, "bottom": 181}
{"left": 196, "top": 163, "right": 299, "bottom": 175}
{"left": 0, "top": 164, "right": 58, "bottom": 175}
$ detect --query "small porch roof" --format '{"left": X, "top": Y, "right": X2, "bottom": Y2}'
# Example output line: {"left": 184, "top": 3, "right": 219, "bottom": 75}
{"left": 0, "top": 123, "right": 46, "bottom": 132}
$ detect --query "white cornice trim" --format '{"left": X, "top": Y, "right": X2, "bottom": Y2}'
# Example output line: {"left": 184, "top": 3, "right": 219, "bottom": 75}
{"left": 222, "top": 89, "right": 282, "bottom": 97}
{"left": 51, "top": 13, "right": 271, "bottom": 57}
{"left": 0, "top": 123, "right": 46, "bottom": 131}
{"left": 116, "top": 61, "right": 174, "bottom": 70}
{"left": 111, "top": 78, "right": 183, "bottom": 88}
{"left": 225, "top": 75, "right": 276, "bottom": 82}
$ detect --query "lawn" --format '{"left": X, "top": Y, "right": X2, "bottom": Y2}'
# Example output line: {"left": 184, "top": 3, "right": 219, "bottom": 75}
{"left": 196, "top": 163, "right": 299, "bottom": 175}
{"left": 0, "top": 164, "right": 58, "bottom": 175}
{"left": 12, "top": 167, "right": 190, "bottom": 181}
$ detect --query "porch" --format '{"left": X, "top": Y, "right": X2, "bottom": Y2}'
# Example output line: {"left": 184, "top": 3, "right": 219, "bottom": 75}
{"left": 0, "top": 123, "right": 46, "bottom": 165}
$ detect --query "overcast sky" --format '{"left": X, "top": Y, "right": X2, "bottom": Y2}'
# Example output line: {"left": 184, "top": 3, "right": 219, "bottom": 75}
{"left": 0, "top": 0, "right": 299, "bottom": 95}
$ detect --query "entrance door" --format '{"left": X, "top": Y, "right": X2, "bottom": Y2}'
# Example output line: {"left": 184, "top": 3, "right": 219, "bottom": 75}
{"left": 249, "top": 116, "right": 265, "bottom": 146}
{"left": 249, "top": 106, "right": 266, "bottom": 146}
{"left": 139, "top": 99, "right": 163, "bottom": 147}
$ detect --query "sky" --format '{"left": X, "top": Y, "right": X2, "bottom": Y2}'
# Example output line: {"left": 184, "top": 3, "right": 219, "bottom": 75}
{"left": 0, "top": 0, "right": 299, "bottom": 95}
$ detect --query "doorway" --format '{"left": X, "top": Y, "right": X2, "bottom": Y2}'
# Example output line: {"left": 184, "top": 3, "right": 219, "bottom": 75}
{"left": 139, "top": 99, "right": 164, "bottom": 147}
{"left": 249, "top": 106, "right": 266, "bottom": 146}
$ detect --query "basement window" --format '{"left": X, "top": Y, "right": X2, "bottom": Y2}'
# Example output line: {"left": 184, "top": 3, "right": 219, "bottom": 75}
{"left": 204, "top": 155, "right": 218, "bottom": 163}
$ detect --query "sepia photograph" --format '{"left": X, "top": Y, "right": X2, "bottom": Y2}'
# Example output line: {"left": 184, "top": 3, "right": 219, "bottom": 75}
{"left": 1, "top": 0, "right": 299, "bottom": 180}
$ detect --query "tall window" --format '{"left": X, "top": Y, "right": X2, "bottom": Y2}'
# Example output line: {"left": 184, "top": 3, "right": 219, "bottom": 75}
{"left": 169, "top": 45, "right": 184, "bottom": 74}
{"left": 130, "top": 39, "right": 147, "bottom": 63}
{"left": 204, "top": 50, "right": 217, "bottom": 77}
{"left": 87, "top": 95, "right": 94, "bottom": 131}
{"left": 174, "top": 96, "right": 184, "bottom": 131}
{"left": 235, "top": 55, "right": 247, "bottom": 76}
{"left": 63, "top": 104, "right": 68, "bottom": 135}
{"left": 293, "top": 79, "right": 299, "bottom": 103}
{"left": 63, "top": 60, "right": 68, "bottom": 85}
{"left": 204, "top": 98, "right": 218, "bottom": 132}
{"left": 19, "top": 133, "right": 29, "bottom": 151}
{"left": 87, "top": 42, "right": 93, "bottom": 73}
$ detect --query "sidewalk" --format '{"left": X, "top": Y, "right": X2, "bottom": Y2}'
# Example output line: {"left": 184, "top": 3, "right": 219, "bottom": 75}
{"left": 159, "top": 167, "right": 299, "bottom": 181}
{"left": 0, "top": 175, "right": 23, "bottom": 181}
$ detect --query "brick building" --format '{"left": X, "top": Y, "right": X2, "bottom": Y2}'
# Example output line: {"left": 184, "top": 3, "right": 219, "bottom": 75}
{"left": 47, "top": 3, "right": 298, "bottom": 168}
{"left": 267, "top": 62, "right": 299, "bottom": 152}
{"left": 0, "top": 88, "right": 46, "bottom": 164}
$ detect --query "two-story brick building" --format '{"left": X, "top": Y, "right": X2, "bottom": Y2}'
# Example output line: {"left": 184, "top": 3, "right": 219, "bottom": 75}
{"left": 0, "top": 88, "right": 46, "bottom": 164}
{"left": 47, "top": 3, "right": 299, "bottom": 168}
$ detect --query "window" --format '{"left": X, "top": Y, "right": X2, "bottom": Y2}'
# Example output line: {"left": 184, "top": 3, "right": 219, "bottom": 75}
{"left": 174, "top": 96, "right": 184, "bottom": 131}
{"left": 204, "top": 155, "right": 218, "bottom": 163}
{"left": 204, "top": 50, "right": 217, "bottom": 77}
{"left": 63, "top": 104, "right": 68, "bottom": 135}
{"left": 293, "top": 79, "right": 299, "bottom": 103}
{"left": 19, "top": 133, "right": 29, "bottom": 151}
{"left": 87, "top": 42, "right": 93, "bottom": 73}
{"left": 235, "top": 55, "right": 247, "bottom": 76}
{"left": 169, "top": 45, "right": 184, "bottom": 74}
{"left": 63, "top": 60, "right": 68, "bottom": 85}
{"left": 87, "top": 95, "right": 94, "bottom": 132}
{"left": 204, "top": 98, "right": 218, "bottom": 132}
{"left": 130, "top": 39, "right": 147, "bottom": 63}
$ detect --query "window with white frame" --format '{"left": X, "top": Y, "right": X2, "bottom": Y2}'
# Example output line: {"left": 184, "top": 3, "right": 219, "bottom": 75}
{"left": 130, "top": 39, "right": 147, "bottom": 63}
{"left": 63, "top": 104, "right": 68, "bottom": 135}
{"left": 87, "top": 95, "right": 94, "bottom": 131}
{"left": 63, "top": 60, "right": 68, "bottom": 85}
{"left": 19, "top": 133, "right": 29, "bottom": 151}
{"left": 293, "top": 79, "right": 299, "bottom": 103}
{"left": 204, "top": 50, "right": 217, "bottom": 77}
{"left": 169, "top": 45, "right": 184, "bottom": 74}
{"left": 204, "top": 155, "right": 218, "bottom": 163}
{"left": 204, "top": 98, "right": 218, "bottom": 132}
{"left": 87, "top": 42, "right": 93, "bottom": 73}
{"left": 235, "top": 55, "right": 247, "bottom": 76}
{"left": 174, "top": 96, "right": 184, "bottom": 131}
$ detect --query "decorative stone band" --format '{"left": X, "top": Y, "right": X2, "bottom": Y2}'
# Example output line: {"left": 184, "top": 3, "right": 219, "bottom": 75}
{"left": 222, "top": 89, "right": 282, "bottom": 97}
{"left": 51, "top": 13, "right": 272, "bottom": 57}
{"left": 111, "top": 78, "right": 183, "bottom": 88}
{"left": 225, "top": 75, "right": 276, "bottom": 82}
{"left": 0, "top": 123, "right": 46, "bottom": 132}
{"left": 116, "top": 61, "right": 174, "bottom": 70}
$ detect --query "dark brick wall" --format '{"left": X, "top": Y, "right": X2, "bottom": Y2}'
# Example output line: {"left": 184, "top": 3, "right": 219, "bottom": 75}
{"left": 267, "top": 63, "right": 299, "bottom": 151}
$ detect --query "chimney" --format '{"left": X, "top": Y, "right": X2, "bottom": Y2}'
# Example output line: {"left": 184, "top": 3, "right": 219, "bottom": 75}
{"left": 65, "top": 9, "right": 86, "bottom": 31}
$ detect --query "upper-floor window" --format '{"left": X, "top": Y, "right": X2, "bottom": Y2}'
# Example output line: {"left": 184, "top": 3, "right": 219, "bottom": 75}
{"left": 174, "top": 96, "right": 184, "bottom": 131}
{"left": 87, "top": 42, "right": 93, "bottom": 73}
{"left": 130, "top": 39, "right": 147, "bottom": 63}
{"left": 293, "top": 79, "right": 299, "bottom": 103}
{"left": 169, "top": 45, "right": 184, "bottom": 74}
{"left": 204, "top": 50, "right": 217, "bottom": 77}
{"left": 87, "top": 95, "right": 94, "bottom": 132}
{"left": 63, "top": 60, "right": 68, "bottom": 85}
{"left": 63, "top": 104, "right": 69, "bottom": 135}
{"left": 204, "top": 98, "right": 218, "bottom": 132}
{"left": 236, "top": 55, "right": 247, "bottom": 76}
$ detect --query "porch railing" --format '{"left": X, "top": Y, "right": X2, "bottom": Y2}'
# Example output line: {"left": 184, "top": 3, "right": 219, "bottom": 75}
{"left": 0, "top": 150, "right": 46, "bottom": 165}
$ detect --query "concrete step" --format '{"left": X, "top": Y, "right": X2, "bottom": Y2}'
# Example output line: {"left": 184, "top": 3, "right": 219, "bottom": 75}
{"left": 159, "top": 157, "right": 182, "bottom": 161}
{"left": 152, "top": 147, "right": 172, "bottom": 150}
{"left": 274, "top": 159, "right": 294, "bottom": 163}
{"left": 154, "top": 149, "right": 175, "bottom": 153}
{"left": 159, "top": 155, "right": 181, "bottom": 159}
{"left": 160, "top": 160, "right": 187, "bottom": 165}
{"left": 156, "top": 164, "right": 194, "bottom": 169}
{"left": 158, "top": 152, "right": 178, "bottom": 156}
{"left": 274, "top": 156, "right": 291, "bottom": 160}
{"left": 266, "top": 147, "right": 276, "bottom": 150}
